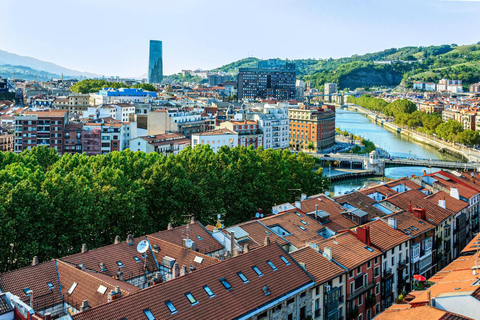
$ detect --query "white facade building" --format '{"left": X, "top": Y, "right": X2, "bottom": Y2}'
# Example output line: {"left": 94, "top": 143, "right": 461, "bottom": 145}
{"left": 249, "top": 103, "right": 289, "bottom": 150}
{"left": 191, "top": 129, "right": 238, "bottom": 152}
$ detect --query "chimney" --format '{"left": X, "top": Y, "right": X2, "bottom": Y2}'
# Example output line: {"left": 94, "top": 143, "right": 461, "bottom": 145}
{"left": 78, "top": 261, "right": 85, "bottom": 271}
{"left": 264, "top": 235, "right": 271, "bottom": 246}
{"left": 408, "top": 201, "right": 412, "bottom": 213}
{"left": 44, "top": 313, "right": 52, "bottom": 320}
{"left": 80, "top": 300, "right": 90, "bottom": 312}
{"left": 413, "top": 207, "right": 427, "bottom": 220}
{"left": 126, "top": 234, "right": 134, "bottom": 245}
{"left": 114, "top": 235, "right": 121, "bottom": 244}
{"left": 301, "top": 193, "right": 307, "bottom": 201}
{"left": 315, "top": 205, "right": 319, "bottom": 220}
{"left": 115, "top": 286, "right": 121, "bottom": 298}
{"left": 438, "top": 199, "right": 446, "bottom": 209}
{"left": 295, "top": 201, "right": 301, "bottom": 210}
{"left": 244, "top": 243, "right": 250, "bottom": 254}
{"left": 324, "top": 247, "right": 333, "bottom": 261}
{"left": 190, "top": 216, "right": 196, "bottom": 224}
{"left": 152, "top": 244, "right": 160, "bottom": 253}
{"left": 116, "top": 269, "right": 124, "bottom": 281}
{"left": 230, "top": 231, "right": 235, "bottom": 255}
{"left": 167, "top": 222, "right": 173, "bottom": 230}
{"left": 172, "top": 262, "right": 180, "bottom": 279}
{"left": 180, "top": 265, "right": 188, "bottom": 276}
{"left": 450, "top": 187, "right": 460, "bottom": 200}
{"left": 356, "top": 226, "right": 371, "bottom": 246}
{"left": 81, "top": 243, "right": 88, "bottom": 253}
{"left": 299, "top": 262, "right": 306, "bottom": 270}
{"left": 32, "top": 256, "right": 39, "bottom": 266}
{"left": 387, "top": 218, "right": 397, "bottom": 230}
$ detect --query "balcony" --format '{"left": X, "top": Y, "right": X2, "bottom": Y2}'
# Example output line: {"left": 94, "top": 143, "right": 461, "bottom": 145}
{"left": 382, "top": 268, "right": 393, "bottom": 279}
{"left": 347, "top": 281, "right": 375, "bottom": 301}
{"left": 398, "top": 259, "right": 408, "bottom": 269}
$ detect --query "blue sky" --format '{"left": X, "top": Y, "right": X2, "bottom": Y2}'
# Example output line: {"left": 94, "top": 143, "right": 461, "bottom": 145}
{"left": 1, "top": 0, "right": 480, "bottom": 77}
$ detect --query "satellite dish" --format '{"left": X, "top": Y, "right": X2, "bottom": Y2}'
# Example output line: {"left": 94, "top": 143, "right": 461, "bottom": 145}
{"left": 255, "top": 212, "right": 260, "bottom": 218}
{"left": 137, "top": 240, "right": 149, "bottom": 254}
{"left": 185, "top": 239, "right": 193, "bottom": 248}
{"left": 217, "top": 214, "right": 221, "bottom": 219}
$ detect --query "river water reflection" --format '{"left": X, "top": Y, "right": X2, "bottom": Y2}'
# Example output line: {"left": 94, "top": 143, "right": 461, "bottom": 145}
{"left": 329, "top": 108, "right": 461, "bottom": 196}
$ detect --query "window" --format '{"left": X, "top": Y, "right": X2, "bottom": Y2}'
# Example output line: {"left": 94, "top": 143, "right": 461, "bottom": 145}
{"left": 375, "top": 303, "right": 380, "bottom": 315}
{"left": 165, "top": 300, "right": 177, "bottom": 314}
{"left": 23, "top": 287, "right": 32, "bottom": 296}
{"left": 203, "top": 285, "right": 215, "bottom": 298}
{"left": 68, "top": 282, "right": 78, "bottom": 295}
{"left": 299, "top": 225, "right": 307, "bottom": 231}
{"left": 134, "top": 256, "right": 141, "bottom": 262}
{"left": 185, "top": 292, "right": 198, "bottom": 305}
{"left": 357, "top": 266, "right": 361, "bottom": 274}
{"left": 197, "top": 235, "right": 203, "bottom": 240}
{"left": 116, "top": 261, "right": 124, "bottom": 268}
{"left": 367, "top": 261, "right": 371, "bottom": 269}
{"left": 47, "top": 282, "right": 55, "bottom": 290}
{"left": 349, "top": 270, "right": 354, "bottom": 279}
{"left": 359, "top": 314, "right": 363, "bottom": 320}
{"left": 300, "top": 220, "right": 308, "bottom": 226}
{"left": 238, "top": 272, "right": 249, "bottom": 283}
{"left": 280, "top": 255, "right": 290, "bottom": 265}
{"left": 287, "top": 298, "right": 295, "bottom": 305}
{"left": 267, "top": 260, "right": 277, "bottom": 271}
{"left": 375, "top": 283, "right": 380, "bottom": 295}
{"left": 374, "top": 257, "right": 379, "bottom": 265}
{"left": 358, "top": 294, "right": 363, "bottom": 306}
{"left": 252, "top": 266, "right": 264, "bottom": 277}
{"left": 374, "top": 267, "right": 380, "bottom": 277}
{"left": 220, "top": 277, "right": 232, "bottom": 290}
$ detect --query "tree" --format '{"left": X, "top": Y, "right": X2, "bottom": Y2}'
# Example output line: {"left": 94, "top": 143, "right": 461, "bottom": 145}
{"left": 435, "top": 120, "right": 464, "bottom": 142}
{"left": 459, "top": 130, "right": 480, "bottom": 146}
{"left": 132, "top": 83, "right": 157, "bottom": 92}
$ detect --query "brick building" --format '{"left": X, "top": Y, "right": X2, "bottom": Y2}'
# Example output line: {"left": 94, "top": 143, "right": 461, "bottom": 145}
{"left": 289, "top": 105, "right": 335, "bottom": 152}
{"left": 14, "top": 110, "right": 68, "bottom": 154}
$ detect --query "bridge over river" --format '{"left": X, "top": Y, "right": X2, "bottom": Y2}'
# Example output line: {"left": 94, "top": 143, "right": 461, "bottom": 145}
{"left": 315, "top": 153, "right": 479, "bottom": 176}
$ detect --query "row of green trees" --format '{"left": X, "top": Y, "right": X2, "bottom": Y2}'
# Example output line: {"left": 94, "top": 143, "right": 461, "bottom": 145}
{"left": 335, "top": 128, "right": 376, "bottom": 154}
{"left": 70, "top": 79, "right": 157, "bottom": 94}
{"left": 0, "top": 146, "right": 328, "bottom": 272}
{"left": 348, "top": 95, "right": 480, "bottom": 146}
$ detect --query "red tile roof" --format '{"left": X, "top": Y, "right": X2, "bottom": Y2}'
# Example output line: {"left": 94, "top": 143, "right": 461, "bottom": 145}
{"left": 0, "top": 260, "right": 63, "bottom": 310}
{"left": 72, "top": 244, "right": 314, "bottom": 320}
{"left": 383, "top": 189, "right": 454, "bottom": 226}
{"left": 149, "top": 221, "right": 224, "bottom": 255}
{"left": 259, "top": 209, "right": 326, "bottom": 248}
{"left": 224, "top": 220, "right": 289, "bottom": 250}
{"left": 57, "top": 260, "right": 139, "bottom": 310}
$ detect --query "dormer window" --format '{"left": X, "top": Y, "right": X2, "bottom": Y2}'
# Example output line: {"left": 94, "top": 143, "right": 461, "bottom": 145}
{"left": 237, "top": 272, "right": 249, "bottom": 283}
{"left": 220, "top": 277, "right": 232, "bottom": 290}
{"left": 165, "top": 301, "right": 177, "bottom": 314}
{"left": 185, "top": 292, "right": 198, "bottom": 305}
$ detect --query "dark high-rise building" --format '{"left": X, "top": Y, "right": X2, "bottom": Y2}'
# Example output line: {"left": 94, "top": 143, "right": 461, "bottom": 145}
{"left": 148, "top": 40, "right": 163, "bottom": 84}
{"left": 237, "top": 59, "right": 296, "bottom": 101}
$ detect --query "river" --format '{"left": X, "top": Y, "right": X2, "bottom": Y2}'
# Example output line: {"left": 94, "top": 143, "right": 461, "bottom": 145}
{"left": 328, "top": 107, "right": 461, "bottom": 196}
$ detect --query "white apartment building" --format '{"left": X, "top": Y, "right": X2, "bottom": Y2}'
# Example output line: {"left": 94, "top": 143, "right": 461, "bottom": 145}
{"left": 248, "top": 103, "right": 289, "bottom": 150}
{"left": 83, "top": 104, "right": 136, "bottom": 123}
{"left": 191, "top": 129, "right": 238, "bottom": 152}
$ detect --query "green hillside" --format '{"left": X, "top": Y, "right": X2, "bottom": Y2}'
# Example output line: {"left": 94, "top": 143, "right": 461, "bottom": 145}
{"left": 212, "top": 43, "right": 480, "bottom": 90}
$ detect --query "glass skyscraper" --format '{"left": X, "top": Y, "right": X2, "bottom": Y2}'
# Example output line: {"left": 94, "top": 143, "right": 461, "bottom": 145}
{"left": 148, "top": 40, "right": 163, "bottom": 84}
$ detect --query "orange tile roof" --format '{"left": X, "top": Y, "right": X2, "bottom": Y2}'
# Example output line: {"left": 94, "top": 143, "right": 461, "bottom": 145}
{"left": 461, "top": 233, "right": 480, "bottom": 254}
{"left": 424, "top": 191, "right": 468, "bottom": 213}
{"left": 378, "top": 305, "right": 473, "bottom": 320}
{"left": 225, "top": 220, "right": 289, "bottom": 249}
{"left": 314, "top": 232, "right": 381, "bottom": 270}
{"left": 290, "top": 246, "right": 345, "bottom": 284}
{"left": 358, "top": 219, "right": 411, "bottom": 252}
